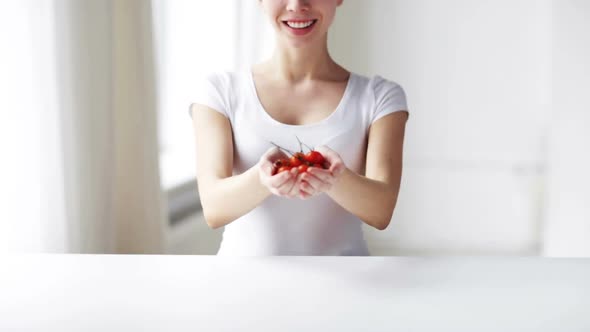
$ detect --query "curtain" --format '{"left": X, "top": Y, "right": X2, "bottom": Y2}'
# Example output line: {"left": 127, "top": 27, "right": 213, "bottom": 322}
{"left": 1, "top": 0, "right": 166, "bottom": 253}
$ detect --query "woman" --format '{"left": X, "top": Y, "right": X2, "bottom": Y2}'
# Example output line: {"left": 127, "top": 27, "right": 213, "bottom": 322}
{"left": 189, "top": 0, "right": 409, "bottom": 255}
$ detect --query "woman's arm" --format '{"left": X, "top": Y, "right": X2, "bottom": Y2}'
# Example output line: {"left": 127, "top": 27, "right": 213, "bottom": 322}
{"left": 301, "top": 111, "right": 408, "bottom": 230}
{"left": 191, "top": 104, "right": 297, "bottom": 229}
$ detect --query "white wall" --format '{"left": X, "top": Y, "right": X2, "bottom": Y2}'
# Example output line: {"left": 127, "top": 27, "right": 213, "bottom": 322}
{"left": 543, "top": 1, "right": 590, "bottom": 257}
{"left": 331, "top": 0, "right": 552, "bottom": 255}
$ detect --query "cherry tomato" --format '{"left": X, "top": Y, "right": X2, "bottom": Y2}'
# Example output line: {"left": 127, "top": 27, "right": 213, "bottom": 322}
{"left": 293, "top": 152, "right": 306, "bottom": 160}
{"left": 277, "top": 166, "right": 292, "bottom": 174}
{"left": 305, "top": 151, "right": 325, "bottom": 164}
{"left": 289, "top": 156, "right": 303, "bottom": 167}
{"left": 268, "top": 140, "right": 329, "bottom": 175}
{"left": 272, "top": 158, "right": 291, "bottom": 175}
{"left": 298, "top": 164, "right": 309, "bottom": 173}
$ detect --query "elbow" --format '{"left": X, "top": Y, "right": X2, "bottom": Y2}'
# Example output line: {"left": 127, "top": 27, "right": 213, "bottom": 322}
{"left": 201, "top": 204, "right": 226, "bottom": 230}
{"left": 199, "top": 193, "right": 227, "bottom": 229}
{"left": 199, "top": 194, "right": 239, "bottom": 229}
{"left": 206, "top": 219, "right": 223, "bottom": 230}
{"left": 366, "top": 213, "right": 392, "bottom": 231}
{"left": 374, "top": 200, "right": 396, "bottom": 231}
{"left": 203, "top": 205, "right": 238, "bottom": 230}
{"left": 204, "top": 213, "right": 224, "bottom": 230}
{"left": 374, "top": 218, "right": 391, "bottom": 231}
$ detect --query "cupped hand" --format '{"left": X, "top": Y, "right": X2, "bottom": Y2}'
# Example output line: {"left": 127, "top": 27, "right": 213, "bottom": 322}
{"left": 258, "top": 147, "right": 300, "bottom": 198}
{"left": 298, "top": 145, "right": 346, "bottom": 199}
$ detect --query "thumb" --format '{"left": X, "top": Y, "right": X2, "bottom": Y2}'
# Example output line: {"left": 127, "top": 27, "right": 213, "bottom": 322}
{"left": 315, "top": 145, "right": 339, "bottom": 162}
{"left": 331, "top": 163, "right": 345, "bottom": 177}
{"left": 259, "top": 158, "right": 276, "bottom": 175}
{"left": 261, "top": 146, "right": 280, "bottom": 160}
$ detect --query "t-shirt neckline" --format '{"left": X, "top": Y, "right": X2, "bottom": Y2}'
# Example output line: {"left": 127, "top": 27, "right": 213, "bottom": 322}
{"left": 247, "top": 69, "right": 355, "bottom": 128}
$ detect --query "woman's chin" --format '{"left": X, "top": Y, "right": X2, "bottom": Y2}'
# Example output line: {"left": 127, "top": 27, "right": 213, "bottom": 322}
{"left": 280, "top": 34, "right": 321, "bottom": 49}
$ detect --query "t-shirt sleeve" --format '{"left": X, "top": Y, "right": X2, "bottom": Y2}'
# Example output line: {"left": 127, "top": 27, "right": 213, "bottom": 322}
{"left": 188, "top": 72, "right": 231, "bottom": 119}
{"left": 371, "top": 76, "right": 409, "bottom": 124}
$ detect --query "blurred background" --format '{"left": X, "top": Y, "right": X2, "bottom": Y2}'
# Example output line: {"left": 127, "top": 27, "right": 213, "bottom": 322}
{"left": 1, "top": 0, "right": 588, "bottom": 256}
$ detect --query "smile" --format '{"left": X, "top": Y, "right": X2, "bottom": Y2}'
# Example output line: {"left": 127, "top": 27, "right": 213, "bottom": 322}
{"left": 283, "top": 20, "right": 317, "bottom": 29}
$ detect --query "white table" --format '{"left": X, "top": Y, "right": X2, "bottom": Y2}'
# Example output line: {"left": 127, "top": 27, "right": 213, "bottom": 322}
{"left": 1, "top": 255, "right": 589, "bottom": 332}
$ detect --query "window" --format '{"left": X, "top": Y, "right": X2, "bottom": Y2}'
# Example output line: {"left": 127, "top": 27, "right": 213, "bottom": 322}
{"left": 151, "top": 0, "right": 273, "bottom": 224}
{"left": 152, "top": 0, "right": 237, "bottom": 191}
{"left": 0, "top": 0, "right": 47, "bottom": 250}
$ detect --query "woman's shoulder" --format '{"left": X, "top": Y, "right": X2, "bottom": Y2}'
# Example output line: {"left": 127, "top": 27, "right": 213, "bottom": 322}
{"left": 351, "top": 72, "right": 405, "bottom": 103}
{"left": 191, "top": 70, "right": 250, "bottom": 119}
{"left": 197, "top": 69, "right": 253, "bottom": 100}
{"left": 350, "top": 72, "right": 404, "bottom": 92}
{"left": 348, "top": 72, "right": 408, "bottom": 118}
{"left": 200, "top": 70, "right": 239, "bottom": 86}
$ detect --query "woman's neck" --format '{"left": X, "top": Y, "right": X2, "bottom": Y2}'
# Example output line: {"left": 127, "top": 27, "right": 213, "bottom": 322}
{"left": 266, "top": 35, "right": 343, "bottom": 83}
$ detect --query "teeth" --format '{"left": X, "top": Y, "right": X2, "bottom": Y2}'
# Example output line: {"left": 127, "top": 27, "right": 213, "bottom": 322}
{"left": 286, "top": 20, "right": 314, "bottom": 29}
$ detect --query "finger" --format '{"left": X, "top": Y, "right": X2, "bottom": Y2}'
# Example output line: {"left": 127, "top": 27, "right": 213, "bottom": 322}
{"left": 307, "top": 167, "right": 334, "bottom": 183}
{"left": 269, "top": 188, "right": 283, "bottom": 196}
{"left": 300, "top": 172, "right": 324, "bottom": 191}
{"left": 262, "top": 146, "right": 290, "bottom": 164}
{"left": 266, "top": 177, "right": 290, "bottom": 196}
{"left": 261, "top": 146, "right": 280, "bottom": 160}
{"left": 300, "top": 179, "right": 316, "bottom": 194}
{"left": 313, "top": 145, "right": 330, "bottom": 154}
{"left": 277, "top": 169, "right": 299, "bottom": 197}
{"left": 297, "top": 175, "right": 313, "bottom": 199}
{"left": 259, "top": 156, "right": 274, "bottom": 173}
{"left": 299, "top": 190, "right": 312, "bottom": 200}
{"left": 314, "top": 145, "right": 339, "bottom": 160}
{"left": 299, "top": 182, "right": 317, "bottom": 197}
{"left": 260, "top": 164, "right": 287, "bottom": 185}
{"left": 276, "top": 177, "right": 296, "bottom": 196}
{"left": 269, "top": 170, "right": 293, "bottom": 187}
{"left": 286, "top": 169, "right": 303, "bottom": 197}
{"left": 259, "top": 148, "right": 280, "bottom": 176}
{"left": 315, "top": 146, "right": 345, "bottom": 172}
{"left": 329, "top": 162, "right": 346, "bottom": 178}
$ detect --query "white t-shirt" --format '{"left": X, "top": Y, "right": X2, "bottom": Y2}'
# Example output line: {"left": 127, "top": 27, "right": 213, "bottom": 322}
{"left": 190, "top": 70, "right": 408, "bottom": 256}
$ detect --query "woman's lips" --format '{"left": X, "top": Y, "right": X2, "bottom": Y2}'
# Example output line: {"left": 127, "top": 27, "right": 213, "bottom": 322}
{"left": 282, "top": 19, "right": 318, "bottom": 36}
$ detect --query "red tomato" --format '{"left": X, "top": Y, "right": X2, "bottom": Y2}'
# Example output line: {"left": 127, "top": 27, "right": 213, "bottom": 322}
{"left": 277, "top": 166, "right": 291, "bottom": 173}
{"left": 289, "top": 156, "right": 303, "bottom": 167}
{"left": 298, "top": 164, "right": 309, "bottom": 173}
{"left": 293, "top": 152, "right": 306, "bottom": 160}
{"left": 305, "top": 151, "right": 325, "bottom": 164}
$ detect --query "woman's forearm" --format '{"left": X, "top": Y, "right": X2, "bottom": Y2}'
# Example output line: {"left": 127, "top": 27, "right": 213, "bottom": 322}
{"left": 199, "top": 165, "right": 271, "bottom": 229}
{"left": 326, "top": 168, "right": 399, "bottom": 230}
